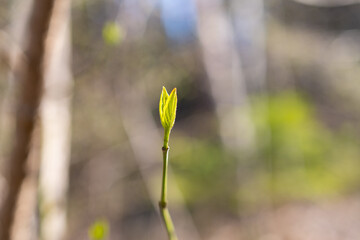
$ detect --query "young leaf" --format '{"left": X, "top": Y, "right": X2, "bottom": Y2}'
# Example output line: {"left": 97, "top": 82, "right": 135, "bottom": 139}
{"left": 159, "top": 87, "right": 169, "bottom": 128}
{"left": 164, "top": 88, "right": 177, "bottom": 129}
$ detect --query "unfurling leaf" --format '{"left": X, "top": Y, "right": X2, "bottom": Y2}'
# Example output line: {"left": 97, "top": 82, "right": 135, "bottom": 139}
{"left": 159, "top": 87, "right": 177, "bottom": 130}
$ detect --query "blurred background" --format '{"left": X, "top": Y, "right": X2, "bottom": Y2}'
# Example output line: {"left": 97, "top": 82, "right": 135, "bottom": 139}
{"left": 0, "top": 0, "right": 360, "bottom": 239}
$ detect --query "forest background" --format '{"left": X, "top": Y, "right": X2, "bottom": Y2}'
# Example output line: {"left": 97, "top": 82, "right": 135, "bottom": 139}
{"left": 0, "top": 0, "right": 360, "bottom": 239}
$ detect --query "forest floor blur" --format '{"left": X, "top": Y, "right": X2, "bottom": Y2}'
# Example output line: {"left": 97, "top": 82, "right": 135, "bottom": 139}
{"left": 205, "top": 195, "right": 360, "bottom": 240}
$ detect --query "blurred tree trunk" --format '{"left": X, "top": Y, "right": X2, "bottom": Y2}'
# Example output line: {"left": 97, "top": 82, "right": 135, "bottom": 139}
{"left": 195, "top": 0, "right": 272, "bottom": 213}
{"left": 230, "top": 0, "right": 274, "bottom": 202}
{"left": 1, "top": 2, "right": 39, "bottom": 240}
{"left": 230, "top": 0, "right": 267, "bottom": 93}
{"left": 39, "top": 0, "right": 72, "bottom": 239}
{"left": 0, "top": 0, "right": 55, "bottom": 239}
{"left": 11, "top": 125, "right": 41, "bottom": 240}
{"left": 195, "top": 0, "right": 256, "bottom": 155}
{"left": 9, "top": 2, "right": 42, "bottom": 240}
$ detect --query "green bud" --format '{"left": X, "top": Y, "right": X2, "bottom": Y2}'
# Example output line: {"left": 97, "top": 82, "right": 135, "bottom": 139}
{"left": 159, "top": 87, "right": 177, "bottom": 131}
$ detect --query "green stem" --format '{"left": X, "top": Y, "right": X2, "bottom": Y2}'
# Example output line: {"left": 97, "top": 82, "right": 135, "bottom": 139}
{"left": 159, "top": 129, "right": 178, "bottom": 240}
{"left": 163, "top": 128, "right": 170, "bottom": 149}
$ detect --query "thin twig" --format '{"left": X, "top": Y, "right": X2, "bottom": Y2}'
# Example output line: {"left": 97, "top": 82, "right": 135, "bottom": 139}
{"left": 159, "top": 142, "right": 178, "bottom": 240}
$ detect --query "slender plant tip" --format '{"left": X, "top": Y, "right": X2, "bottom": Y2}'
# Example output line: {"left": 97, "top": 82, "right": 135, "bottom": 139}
{"left": 159, "top": 86, "right": 178, "bottom": 240}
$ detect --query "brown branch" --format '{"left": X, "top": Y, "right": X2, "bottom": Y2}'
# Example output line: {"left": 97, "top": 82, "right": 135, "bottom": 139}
{"left": 0, "top": 0, "right": 56, "bottom": 239}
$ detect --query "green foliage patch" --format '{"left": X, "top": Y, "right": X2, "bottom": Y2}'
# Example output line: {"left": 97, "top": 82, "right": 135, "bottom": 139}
{"left": 240, "top": 91, "right": 360, "bottom": 204}
{"left": 88, "top": 220, "right": 109, "bottom": 240}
